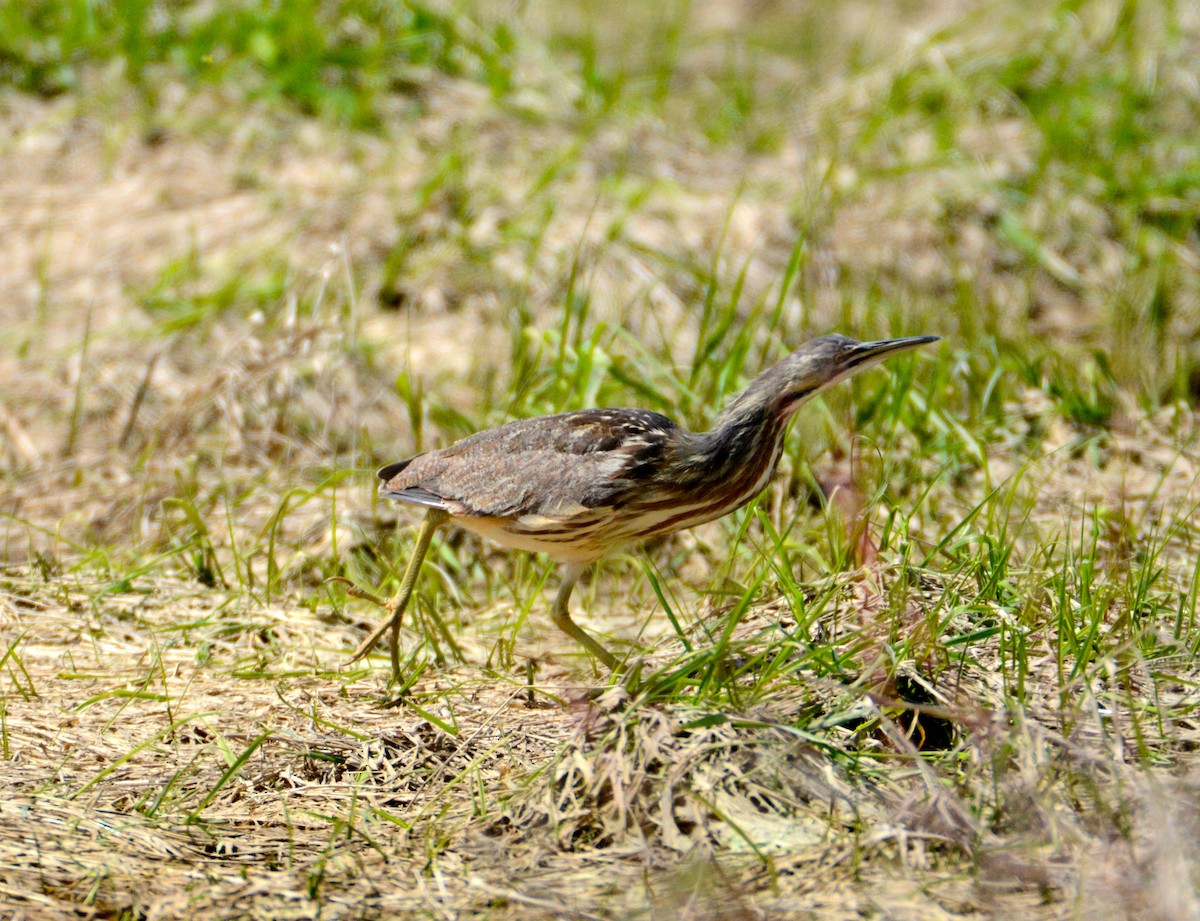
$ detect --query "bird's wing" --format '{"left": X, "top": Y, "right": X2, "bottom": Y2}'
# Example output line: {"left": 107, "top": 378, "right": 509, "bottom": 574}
{"left": 377, "top": 409, "right": 678, "bottom": 519}
{"left": 376, "top": 458, "right": 450, "bottom": 510}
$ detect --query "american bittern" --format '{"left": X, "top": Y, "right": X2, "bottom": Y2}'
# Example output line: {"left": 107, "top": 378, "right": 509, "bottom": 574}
{"left": 349, "top": 333, "right": 938, "bottom": 677}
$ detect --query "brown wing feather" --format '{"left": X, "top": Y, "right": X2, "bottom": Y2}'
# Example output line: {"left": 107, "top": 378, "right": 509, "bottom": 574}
{"left": 378, "top": 409, "right": 679, "bottom": 519}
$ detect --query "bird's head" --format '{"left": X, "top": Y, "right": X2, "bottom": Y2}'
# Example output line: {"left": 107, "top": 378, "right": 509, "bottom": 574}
{"left": 726, "top": 333, "right": 941, "bottom": 421}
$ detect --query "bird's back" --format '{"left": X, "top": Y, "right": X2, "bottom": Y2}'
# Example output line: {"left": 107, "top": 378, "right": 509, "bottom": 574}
{"left": 380, "top": 408, "right": 679, "bottom": 517}
{"left": 379, "top": 408, "right": 701, "bottom": 562}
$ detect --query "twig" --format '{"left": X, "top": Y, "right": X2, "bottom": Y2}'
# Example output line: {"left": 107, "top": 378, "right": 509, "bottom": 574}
{"left": 119, "top": 350, "right": 161, "bottom": 449}
{"left": 62, "top": 305, "right": 93, "bottom": 458}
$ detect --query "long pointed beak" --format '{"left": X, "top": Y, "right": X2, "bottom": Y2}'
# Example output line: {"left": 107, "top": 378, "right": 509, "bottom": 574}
{"left": 848, "top": 335, "right": 940, "bottom": 369}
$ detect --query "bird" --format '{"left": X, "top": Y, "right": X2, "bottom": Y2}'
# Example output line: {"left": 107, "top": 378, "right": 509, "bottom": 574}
{"left": 348, "top": 333, "right": 939, "bottom": 679}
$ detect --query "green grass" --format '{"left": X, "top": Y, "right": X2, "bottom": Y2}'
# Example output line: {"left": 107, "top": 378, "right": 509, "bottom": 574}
{"left": 0, "top": 0, "right": 515, "bottom": 125}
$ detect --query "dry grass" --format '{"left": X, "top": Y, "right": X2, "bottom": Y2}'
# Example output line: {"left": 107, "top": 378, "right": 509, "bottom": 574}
{"left": 3, "top": 0, "right": 1200, "bottom": 918}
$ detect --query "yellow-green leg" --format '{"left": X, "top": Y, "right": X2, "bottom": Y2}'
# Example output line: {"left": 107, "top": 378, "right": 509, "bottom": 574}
{"left": 549, "top": 562, "right": 620, "bottom": 671}
{"left": 346, "top": 508, "right": 447, "bottom": 680}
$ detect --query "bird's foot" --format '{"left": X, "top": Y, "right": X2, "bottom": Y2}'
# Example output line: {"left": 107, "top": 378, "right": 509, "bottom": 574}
{"left": 322, "top": 577, "right": 398, "bottom": 668}
{"left": 312, "top": 577, "right": 386, "bottom": 669}
{"left": 342, "top": 617, "right": 396, "bottom": 667}
{"left": 323, "top": 576, "right": 390, "bottom": 610}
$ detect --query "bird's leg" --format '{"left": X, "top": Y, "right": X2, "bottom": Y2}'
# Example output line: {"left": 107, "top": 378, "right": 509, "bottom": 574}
{"left": 548, "top": 562, "right": 620, "bottom": 671}
{"left": 345, "top": 508, "right": 448, "bottom": 679}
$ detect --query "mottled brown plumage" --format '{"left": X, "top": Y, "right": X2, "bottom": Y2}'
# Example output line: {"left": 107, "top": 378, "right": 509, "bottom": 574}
{"left": 351, "top": 333, "right": 939, "bottom": 677}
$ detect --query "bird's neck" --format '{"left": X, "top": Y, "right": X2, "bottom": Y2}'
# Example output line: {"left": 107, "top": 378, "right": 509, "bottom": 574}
{"left": 685, "top": 401, "right": 793, "bottom": 484}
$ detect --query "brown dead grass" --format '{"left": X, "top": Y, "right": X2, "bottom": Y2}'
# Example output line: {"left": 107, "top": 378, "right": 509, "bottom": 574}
{"left": 7, "top": 551, "right": 1200, "bottom": 919}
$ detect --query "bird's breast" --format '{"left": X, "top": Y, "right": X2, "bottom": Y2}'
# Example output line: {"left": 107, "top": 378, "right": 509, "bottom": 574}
{"left": 454, "top": 514, "right": 619, "bottom": 564}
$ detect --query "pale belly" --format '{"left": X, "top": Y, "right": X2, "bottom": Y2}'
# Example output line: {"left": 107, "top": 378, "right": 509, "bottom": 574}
{"left": 448, "top": 440, "right": 784, "bottom": 565}
{"left": 455, "top": 516, "right": 615, "bottom": 564}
